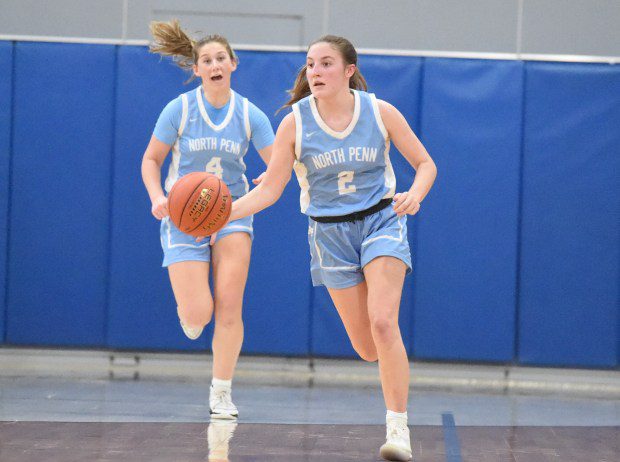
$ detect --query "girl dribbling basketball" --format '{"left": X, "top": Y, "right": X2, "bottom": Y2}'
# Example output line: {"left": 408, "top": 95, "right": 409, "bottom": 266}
{"left": 228, "top": 35, "right": 437, "bottom": 461}
{"left": 141, "top": 20, "right": 275, "bottom": 420}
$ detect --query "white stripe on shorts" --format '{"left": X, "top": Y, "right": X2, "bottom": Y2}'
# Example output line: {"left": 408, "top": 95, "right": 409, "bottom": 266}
{"left": 165, "top": 218, "right": 210, "bottom": 249}
{"left": 361, "top": 215, "right": 405, "bottom": 247}
{"left": 313, "top": 221, "right": 359, "bottom": 271}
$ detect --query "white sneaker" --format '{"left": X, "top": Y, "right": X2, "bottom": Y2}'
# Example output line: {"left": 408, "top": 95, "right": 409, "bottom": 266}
{"left": 177, "top": 306, "right": 204, "bottom": 340}
{"left": 207, "top": 420, "right": 237, "bottom": 461}
{"left": 209, "top": 385, "right": 238, "bottom": 420}
{"left": 179, "top": 318, "right": 203, "bottom": 339}
{"left": 379, "top": 418, "right": 413, "bottom": 461}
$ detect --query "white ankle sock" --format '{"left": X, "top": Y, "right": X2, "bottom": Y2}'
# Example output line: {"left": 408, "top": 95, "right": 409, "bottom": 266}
{"left": 386, "top": 410, "right": 408, "bottom": 422}
{"left": 212, "top": 378, "right": 232, "bottom": 390}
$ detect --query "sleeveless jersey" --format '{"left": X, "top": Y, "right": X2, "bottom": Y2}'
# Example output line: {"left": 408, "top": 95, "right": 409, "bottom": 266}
{"left": 164, "top": 87, "right": 251, "bottom": 198}
{"left": 291, "top": 90, "right": 396, "bottom": 216}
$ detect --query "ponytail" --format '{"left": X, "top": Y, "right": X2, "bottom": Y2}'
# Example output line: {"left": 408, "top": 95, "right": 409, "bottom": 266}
{"left": 149, "top": 19, "right": 196, "bottom": 71}
{"left": 149, "top": 19, "right": 237, "bottom": 81}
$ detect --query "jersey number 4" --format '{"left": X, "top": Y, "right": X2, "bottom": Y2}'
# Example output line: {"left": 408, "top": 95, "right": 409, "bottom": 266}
{"left": 338, "top": 171, "right": 356, "bottom": 195}
{"left": 205, "top": 157, "right": 223, "bottom": 179}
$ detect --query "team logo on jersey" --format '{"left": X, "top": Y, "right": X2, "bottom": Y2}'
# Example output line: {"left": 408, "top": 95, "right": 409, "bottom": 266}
{"left": 310, "top": 146, "right": 378, "bottom": 170}
{"left": 188, "top": 137, "right": 241, "bottom": 155}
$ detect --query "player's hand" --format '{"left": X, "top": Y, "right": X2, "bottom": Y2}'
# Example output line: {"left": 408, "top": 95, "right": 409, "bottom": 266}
{"left": 195, "top": 231, "right": 218, "bottom": 244}
{"left": 392, "top": 191, "right": 421, "bottom": 217}
{"left": 151, "top": 195, "right": 169, "bottom": 220}
{"left": 252, "top": 172, "right": 266, "bottom": 185}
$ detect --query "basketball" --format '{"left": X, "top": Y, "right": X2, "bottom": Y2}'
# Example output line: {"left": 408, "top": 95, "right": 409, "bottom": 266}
{"left": 167, "top": 172, "right": 232, "bottom": 237}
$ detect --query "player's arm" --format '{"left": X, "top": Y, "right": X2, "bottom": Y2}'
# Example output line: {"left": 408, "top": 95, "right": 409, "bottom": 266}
{"left": 378, "top": 100, "right": 437, "bottom": 216}
{"left": 257, "top": 145, "right": 272, "bottom": 165}
{"left": 230, "top": 112, "right": 296, "bottom": 221}
{"left": 252, "top": 145, "right": 273, "bottom": 185}
{"left": 141, "top": 135, "right": 172, "bottom": 220}
{"left": 249, "top": 102, "right": 275, "bottom": 183}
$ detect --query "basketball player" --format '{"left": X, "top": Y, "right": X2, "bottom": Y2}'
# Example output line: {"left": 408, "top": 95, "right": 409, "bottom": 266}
{"left": 141, "top": 20, "right": 275, "bottom": 420}
{"left": 229, "top": 36, "right": 436, "bottom": 461}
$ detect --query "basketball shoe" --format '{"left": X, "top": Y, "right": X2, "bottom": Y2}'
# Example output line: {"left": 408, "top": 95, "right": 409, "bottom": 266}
{"left": 209, "top": 385, "right": 238, "bottom": 419}
{"left": 177, "top": 307, "right": 203, "bottom": 340}
{"left": 379, "top": 417, "right": 413, "bottom": 461}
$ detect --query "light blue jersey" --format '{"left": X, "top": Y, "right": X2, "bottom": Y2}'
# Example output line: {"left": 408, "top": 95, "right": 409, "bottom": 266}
{"left": 292, "top": 90, "right": 411, "bottom": 289}
{"left": 152, "top": 87, "right": 274, "bottom": 267}
{"left": 291, "top": 90, "right": 396, "bottom": 217}
{"left": 157, "top": 87, "right": 267, "bottom": 198}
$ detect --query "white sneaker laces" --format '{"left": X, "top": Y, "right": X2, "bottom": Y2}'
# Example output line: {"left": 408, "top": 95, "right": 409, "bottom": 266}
{"left": 387, "top": 420, "right": 410, "bottom": 445}
{"left": 212, "top": 389, "right": 234, "bottom": 409}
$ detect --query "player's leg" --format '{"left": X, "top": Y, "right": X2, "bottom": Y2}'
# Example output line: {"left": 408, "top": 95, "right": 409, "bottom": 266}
{"left": 208, "top": 228, "right": 252, "bottom": 419}
{"left": 161, "top": 217, "right": 214, "bottom": 339}
{"left": 361, "top": 208, "right": 413, "bottom": 461}
{"left": 327, "top": 283, "right": 378, "bottom": 362}
{"left": 363, "top": 256, "right": 409, "bottom": 412}
{"left": 365, "top": 255, "right": 412, "bottom": 461}
{"left": 168, "top": 261, "right": 214, "bottom": 335}
{"left": 309, "top": 219, "right": 378, "bottom": 362}
{"left": 211, "top": 231, "right": 251, "bottom": 380}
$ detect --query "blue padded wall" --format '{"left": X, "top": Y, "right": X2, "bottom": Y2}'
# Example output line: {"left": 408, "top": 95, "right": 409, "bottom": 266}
{"left": 234, "top": 51, "right": 312, "bottom": 355}
{"left": 413, "top": 59, "right": 523, "bottom": 362}
{"left": 6, "top": 42, "right": 115, "bottom": 346}
{"left": 107, "top": 46, "right": 205, "bottom": 350}
{"left": 519, "top": 62, "right": 620, "bottom": 368}
{"left": 310, "top": 55, "right": 423, "bottom": 357}
{"left": 2, "top": 40, "right": 618, "bottom": 367}
{"left": 0, "top": 42, "right": 13, "bottom": 342}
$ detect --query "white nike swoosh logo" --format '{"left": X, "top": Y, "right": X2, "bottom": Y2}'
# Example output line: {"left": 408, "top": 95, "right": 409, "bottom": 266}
{"left": 305, "top": 131, "right": 317, "bottom": 139}
{"left": 189, "top": 117, "right": 198, "bottom": 122}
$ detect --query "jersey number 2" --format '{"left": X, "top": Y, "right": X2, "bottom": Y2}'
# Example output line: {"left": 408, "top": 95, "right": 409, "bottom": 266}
{"left": 338, "top": 171, "right": 356, "bottom": 195}
{"left": 205, "top": 157, "right": 223, "bottom": 179}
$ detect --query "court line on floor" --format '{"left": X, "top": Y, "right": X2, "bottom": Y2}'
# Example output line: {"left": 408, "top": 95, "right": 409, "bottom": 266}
{"left": 441, "top": 412, "right": 462, "bottom": 462}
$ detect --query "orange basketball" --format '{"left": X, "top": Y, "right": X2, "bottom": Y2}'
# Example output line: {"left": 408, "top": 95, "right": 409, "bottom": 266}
{"left": 167, "top": 172, "right": 232, "bottom": 237}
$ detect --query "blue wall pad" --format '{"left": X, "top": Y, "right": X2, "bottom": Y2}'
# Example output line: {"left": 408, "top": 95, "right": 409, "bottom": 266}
{"left": 6, "top": 42, "right": 115, "bottom": 346}
{"left": 311, "top": 55, "right": 423, "bottom": 357}
{"left": 233, "top": 51, "right": 312, "bottom": 355}
{"left": 519, "top": 62, "right": 620, "bottom": 368}
{"left": 414, "top": 58, "right": 523, "bottom": 362}
{"left": 107, "top": 46, "right": 208, "bottom": 350}
{"left": 0, "top": 41, "right": 13, "bottom": 342}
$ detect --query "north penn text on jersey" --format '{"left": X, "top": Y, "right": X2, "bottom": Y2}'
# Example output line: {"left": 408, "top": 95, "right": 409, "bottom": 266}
{"left": 311, "top": 146, "right": 378, "bottom": 170}
{"left": 188, "top": 137, "right": 242, "bottom": 155}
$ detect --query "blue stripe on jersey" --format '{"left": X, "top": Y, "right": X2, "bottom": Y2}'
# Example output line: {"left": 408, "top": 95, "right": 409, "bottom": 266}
{"left": 163, "top": 87, "right": 251, "bottom": 198}
{"left": 292, "top": 90, "right": 395, "bottom": 217}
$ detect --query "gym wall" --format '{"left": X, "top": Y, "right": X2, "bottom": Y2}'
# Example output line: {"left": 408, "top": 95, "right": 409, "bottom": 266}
{"left": 0, "top": 42, "right": 618, "bottom": 368}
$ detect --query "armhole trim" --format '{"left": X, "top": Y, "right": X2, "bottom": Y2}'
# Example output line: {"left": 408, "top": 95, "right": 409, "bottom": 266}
{"left": 243, "top": 97, "right": 251, "bottom": 141}
{"left": 369, "top": 93, "right": 388, "bottom": 140}
{"left": 178, "top": 93, "right": 188, "bottom": 137}
{"left": 292, "top": 103, "right": 302, "bottom": 160}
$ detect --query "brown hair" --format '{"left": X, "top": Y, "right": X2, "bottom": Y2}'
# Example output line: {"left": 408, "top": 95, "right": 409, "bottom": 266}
{"left": 149, "top": 20, "right": 237, "bottom": 81}
{"left": 282, "top": 35, "right": 367, "bottom": 109}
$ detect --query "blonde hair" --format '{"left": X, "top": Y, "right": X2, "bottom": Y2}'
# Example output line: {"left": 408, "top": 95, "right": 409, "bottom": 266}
{"left": 282, "top": 35, "right": 367, "bottom": 110}
{"left": 149, "top": 19, "right": 237, "bottom": 80}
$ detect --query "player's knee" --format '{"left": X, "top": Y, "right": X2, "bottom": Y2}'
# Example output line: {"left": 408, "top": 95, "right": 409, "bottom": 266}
{"left": 215, "top": 314, "right": 243, "bottom": 331}
{"left": 213, "top": 298, "right": 243, "bottom": 329}
{"left": 369, "top": 315, "right": 398, "bottom": 344}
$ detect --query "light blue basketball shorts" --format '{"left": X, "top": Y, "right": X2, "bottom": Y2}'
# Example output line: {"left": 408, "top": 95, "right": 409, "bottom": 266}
{"left": 160, "top": 214, "right": 254, "bottom": 267}
{"left": 308, "top": 206, "right": 412, "bottom": 289}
